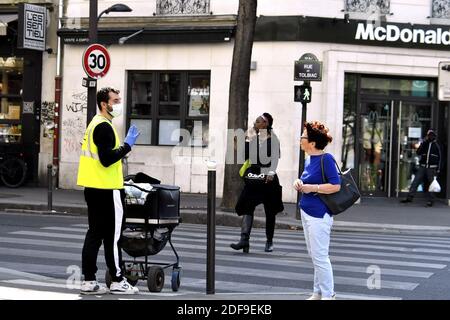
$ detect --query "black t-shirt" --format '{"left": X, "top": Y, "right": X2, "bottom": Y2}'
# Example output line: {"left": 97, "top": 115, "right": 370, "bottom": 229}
{"left": 92, "top": 122, "right": 131, "bottom": 167}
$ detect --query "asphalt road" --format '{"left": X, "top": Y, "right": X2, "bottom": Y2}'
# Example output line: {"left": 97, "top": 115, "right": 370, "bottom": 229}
{"left": 1, "top": 211, "right": 450, "bottom": 300}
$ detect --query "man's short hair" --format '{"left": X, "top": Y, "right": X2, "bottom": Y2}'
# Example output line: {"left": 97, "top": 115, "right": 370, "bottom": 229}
{"left": 96, "top": 87, "right": 120, "bottom": 111}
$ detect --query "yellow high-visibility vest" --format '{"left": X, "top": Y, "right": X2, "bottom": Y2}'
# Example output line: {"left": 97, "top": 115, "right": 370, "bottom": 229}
{"left": 77, "top": 115, "right": 123, "bottom": 189}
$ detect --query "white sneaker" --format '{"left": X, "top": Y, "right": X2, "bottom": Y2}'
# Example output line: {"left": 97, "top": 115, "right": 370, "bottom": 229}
{"left": 306, "top": 293, "right": 321, "bottom": 300}
{"left": 80, "top": 281, "right": 108, "bottom": 295}
{"left": 110, "top": 279, "right": 139, "bottom": 295}
{"left": 321, "top": 293, "right": 336, "bottom": 300}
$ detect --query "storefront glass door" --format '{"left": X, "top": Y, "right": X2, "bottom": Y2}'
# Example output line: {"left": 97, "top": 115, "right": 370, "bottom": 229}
{"left": 359, "top": 100, "right": 432, "bottom": 197}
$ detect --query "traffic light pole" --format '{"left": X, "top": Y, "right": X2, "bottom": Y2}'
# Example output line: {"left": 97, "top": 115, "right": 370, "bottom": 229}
{"left": 87, "top": 0, "right": 98, "bottom": 127}
{"left": 295, "top": 80, "right": 310, "bottom": 220}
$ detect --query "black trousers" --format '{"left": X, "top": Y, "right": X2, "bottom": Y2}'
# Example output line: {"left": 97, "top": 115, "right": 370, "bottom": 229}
{"left": 82, "top": 188, "right": 126, "bottom": 282}
{"left": 408, "top": 167, "right": 437, "bottom": 201}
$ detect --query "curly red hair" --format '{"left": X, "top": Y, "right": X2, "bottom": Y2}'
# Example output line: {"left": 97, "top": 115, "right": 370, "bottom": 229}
{"left": 304, "top": 121, "right": 333, "bottom": 150}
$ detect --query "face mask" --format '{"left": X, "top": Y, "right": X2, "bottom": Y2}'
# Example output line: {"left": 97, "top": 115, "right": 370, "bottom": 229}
{"left": 107, "top": 103, "right": 123, "bottom": 118}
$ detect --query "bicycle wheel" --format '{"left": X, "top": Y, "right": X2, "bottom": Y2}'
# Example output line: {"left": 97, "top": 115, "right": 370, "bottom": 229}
{"left": 0, "top": 158, "right": 27, "bottom": 188}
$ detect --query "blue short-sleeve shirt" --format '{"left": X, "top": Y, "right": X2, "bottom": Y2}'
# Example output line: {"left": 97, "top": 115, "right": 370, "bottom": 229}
{"left": 299, "top": 153, "right": 341, "bottom": 218}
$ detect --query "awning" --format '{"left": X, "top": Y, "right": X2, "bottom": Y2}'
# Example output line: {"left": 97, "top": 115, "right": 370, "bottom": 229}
{"left": 0, "top": 14, "right": 18, "bottom": 36}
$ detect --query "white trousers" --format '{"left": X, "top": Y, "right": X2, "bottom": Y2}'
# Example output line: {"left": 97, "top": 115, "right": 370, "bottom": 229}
{"left": 301, "top": 209, "right": 334, "bottom": 298}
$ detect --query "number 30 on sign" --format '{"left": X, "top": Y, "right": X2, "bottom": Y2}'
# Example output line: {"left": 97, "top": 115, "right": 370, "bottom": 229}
{"left": 82, "top": 44, "right": 111, "bottom": 79}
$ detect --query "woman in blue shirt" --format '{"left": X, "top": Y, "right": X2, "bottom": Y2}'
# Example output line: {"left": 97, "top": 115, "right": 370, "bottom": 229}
{"left": 293, "top": 121, "right": 341, "bottom": 300}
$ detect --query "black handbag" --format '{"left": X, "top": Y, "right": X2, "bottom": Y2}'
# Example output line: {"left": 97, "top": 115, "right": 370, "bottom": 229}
{"left": 318, "top": 154, "right": 360, "bottom": 215}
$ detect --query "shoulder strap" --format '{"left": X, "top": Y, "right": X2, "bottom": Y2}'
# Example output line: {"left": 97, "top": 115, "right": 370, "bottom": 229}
{"left": 320, "top": 154, "right": 342, "bottom": 183}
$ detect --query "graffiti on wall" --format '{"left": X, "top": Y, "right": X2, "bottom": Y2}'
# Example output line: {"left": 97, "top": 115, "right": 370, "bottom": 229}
{"left": 65, "top": 92, "right": 87, "bottom": 114}
{"left": 40, "top": 101, "right": 56, "bottom": 138}
{"left": 61, "top": 92, "right": 87, "bottom": 159}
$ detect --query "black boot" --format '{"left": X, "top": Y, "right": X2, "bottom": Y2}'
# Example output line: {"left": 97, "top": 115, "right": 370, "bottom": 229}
{"left": 230, "top": 215, "right": 253, "bottom": 253}
{"left": 265, "top": 240, "right": 273, "bottom": 252}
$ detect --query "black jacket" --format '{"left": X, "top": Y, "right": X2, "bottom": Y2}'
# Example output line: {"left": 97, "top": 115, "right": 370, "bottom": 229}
{"left": 416, "top": 139, "right": 441, "bottom": 170}
{"left": 245, "top": 133, "right": 280, "bottom": 174}
{"left": 93, "top": 122, "right": 131, "bottom": 167}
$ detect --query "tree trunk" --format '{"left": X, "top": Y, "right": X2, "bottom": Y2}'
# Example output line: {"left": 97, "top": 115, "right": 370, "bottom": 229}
{"left": 221, "top": 0, "right": 258, "bottom": 210}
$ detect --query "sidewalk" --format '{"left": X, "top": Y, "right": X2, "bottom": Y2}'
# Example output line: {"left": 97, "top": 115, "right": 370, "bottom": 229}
{"left": 1, "top": 186, "right": 450, "bottom": 234}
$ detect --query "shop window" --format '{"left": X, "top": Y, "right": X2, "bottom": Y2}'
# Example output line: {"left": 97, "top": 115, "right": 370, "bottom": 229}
{"left": 127, "top": 71, "right": 210, "bottom": 146}
{"left": 360, "top": 77, "right": 435, "bottom": 98}
{"left": 0, "top": 57, "right": 23, "bottom": 144}
{"left": 342, "top": 73, "right": 357, "bottom": 171}
{"left": 156, "top": 0, "right": 210, "bottom": 15}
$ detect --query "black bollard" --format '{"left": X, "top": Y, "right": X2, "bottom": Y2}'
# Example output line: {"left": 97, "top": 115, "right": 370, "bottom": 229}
{"left": 47, "top": 164, "right": 53, "bottom": 212}
{"left": 206, "top": 160, "right": 216, "bottom": 294}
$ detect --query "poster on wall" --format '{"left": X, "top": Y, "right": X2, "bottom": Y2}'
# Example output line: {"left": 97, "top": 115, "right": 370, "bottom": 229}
{"left": 408, "top": 127, "right": 422, "bottom": 139}
{"left": 188, "top": 87, "right": 209, "bottom": 117}
{"left": 17, "top": 3, "right": 46, "bottom": 51}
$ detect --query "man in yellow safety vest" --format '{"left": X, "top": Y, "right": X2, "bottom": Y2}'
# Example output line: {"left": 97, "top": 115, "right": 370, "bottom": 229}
{"left": 77, "top": 87, "right": 140, "bottom": 295}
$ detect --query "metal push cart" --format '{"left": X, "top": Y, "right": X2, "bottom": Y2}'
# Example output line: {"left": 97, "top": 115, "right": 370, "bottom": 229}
{"left": 105, "top": 173, "right": 182, "bottom": 292}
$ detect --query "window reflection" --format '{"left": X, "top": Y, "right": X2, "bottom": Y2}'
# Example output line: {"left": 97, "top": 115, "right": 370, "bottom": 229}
{"left": 130, "top": 73, "right": 152, "bottom": 116}
{"left": 188, "top": 74, "right": 209, "bottom": 117}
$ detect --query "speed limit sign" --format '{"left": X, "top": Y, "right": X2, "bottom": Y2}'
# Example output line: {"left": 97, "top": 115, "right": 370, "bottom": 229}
{"left": 82, "top": 44, "right": 111, "bottom": 79}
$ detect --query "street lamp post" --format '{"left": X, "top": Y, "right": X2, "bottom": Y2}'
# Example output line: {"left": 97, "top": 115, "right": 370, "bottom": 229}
{"left": 86, "top": 1, "right": 132, "bottom": 127}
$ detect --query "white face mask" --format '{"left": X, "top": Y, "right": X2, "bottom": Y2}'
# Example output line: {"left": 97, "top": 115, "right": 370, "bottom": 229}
{"left": 107, "top": 103, "right": 123, "bottom": 118}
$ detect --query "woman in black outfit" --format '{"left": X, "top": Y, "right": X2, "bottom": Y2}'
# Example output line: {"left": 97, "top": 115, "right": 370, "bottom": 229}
{"left": 230, "top": 113, "right": 284, "bottom": 253}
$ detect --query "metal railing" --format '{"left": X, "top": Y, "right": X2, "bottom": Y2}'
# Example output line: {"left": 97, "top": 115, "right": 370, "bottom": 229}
{"left": 156, "top": 0, "right": 210, "bottom": 15}
{"left": 345, "top": 0, "right": 390, "bottom": 14}
{"left": 432, "top": 0, "right": 450, "bottom": 19}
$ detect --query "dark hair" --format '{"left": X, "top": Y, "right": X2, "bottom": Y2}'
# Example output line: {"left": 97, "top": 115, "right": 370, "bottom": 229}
{"left": 427, "top": 129, "right": 437, "bottom": 138}
{"left": 97, "top": 87, "right": 120, "bottom": 111}
{"left": 262, "top": 112, "right": 273, "bottom": 133}
{"left": 304, "top": 120, "right": 333, "bottom": 150}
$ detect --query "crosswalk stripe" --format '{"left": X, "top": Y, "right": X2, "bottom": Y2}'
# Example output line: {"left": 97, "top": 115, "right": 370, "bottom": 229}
{"left": 171, "top": 230, "right": 450, "bottom": 255}
{"left": 0, "top": 238, "right": 434, "bottom": 279}
{"left": 178, "top": 229, "right": 450, "bottom": 250}
{"left": 175, "top": 262, "right": 419, "bottom": 290}
{"left": 0, "top": 286, "right": 81, "bottom": 300}
{"left": 0, "top": 278, "right": 400, "bottom": 300}
{"left": 39, "top": 227, "right": 450, "bottom": 255}
{"left": 175, "top": 223, "right": 450, "bottom": 240}
{"left": 0, "top": 267, "right": 53, "bottom": 281}
{"left": 170, "top": 235, "right": 450, "bottom": 263}
{"left": 12, "top": 229, "right": 450, "bottom": 263}
{"left": 0, "top": 262, "right": 73, "bottom": 276}
{"left": 11, "top": 231, "right": 84, "bottom": 239}
{"left": 0, "top": 246, "right": 416, "bottom": 290}
{"left": 70, "top": 223, "right": 450, "bottom": 249}
{"left": 2, "top": 223, "right": 449, "bottom": 300}
{"left": 6, "top": 230, "right": 448, "bottom": 268}
{"left": 175, "top": 277, "right": 402, "bottom": 300}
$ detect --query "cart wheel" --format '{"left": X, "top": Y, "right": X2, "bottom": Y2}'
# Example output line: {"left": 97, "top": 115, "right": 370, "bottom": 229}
{"left": 147, "top": 266, "right": 165, "bottom": 292}
{"left": 105, "top": 269, "right": 112, "bottom": 289}
{"left": 171, "top": 267, "right": 181, "bottom": 292}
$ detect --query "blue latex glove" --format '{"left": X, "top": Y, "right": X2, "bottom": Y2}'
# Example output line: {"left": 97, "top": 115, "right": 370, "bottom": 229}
{"left": 124, "top": 125, "right": 140, "bottom": 147}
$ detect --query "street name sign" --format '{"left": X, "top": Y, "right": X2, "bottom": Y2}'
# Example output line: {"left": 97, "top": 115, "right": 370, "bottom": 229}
{"left": 294, "top": 53, "right": 322, "bottom": 81}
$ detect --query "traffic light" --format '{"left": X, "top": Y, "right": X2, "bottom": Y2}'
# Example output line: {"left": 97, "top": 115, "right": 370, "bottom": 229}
{"left": 294, "top": 85, "right": 312, "bottom": 103}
